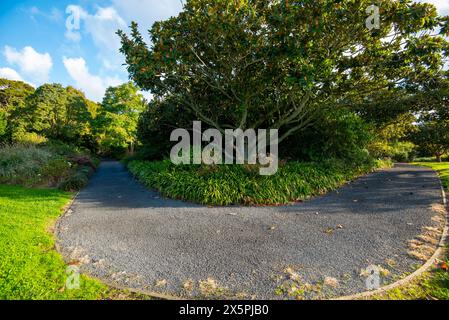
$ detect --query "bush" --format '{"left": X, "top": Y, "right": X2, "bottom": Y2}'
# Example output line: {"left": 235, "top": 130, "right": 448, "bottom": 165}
{"left": 128, "top": 158, "right": 385, "bottom": 206}
{"left": 0, "top": 144, "right": 96, "bottom": 191}
{"left": 58, "top": 172, "right": 89, "bottom": 191}
{"left": 0, "top": 145, "right": 54, "bottom": 186}
{"left": 281, "top": 109, "right": 373, "bottom": 162}
{"left": 369, "top": 141, "right": 416, "bottom": 162}
{"left": 12, "top": 131, "right": 48, "bottom": 145}
{"left": 38, "top": 158, "right": 72, "bottom": 186}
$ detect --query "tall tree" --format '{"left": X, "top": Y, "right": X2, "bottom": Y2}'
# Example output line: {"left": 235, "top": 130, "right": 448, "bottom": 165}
{"left": 21, "top": 84, "right": 97, "bottom": 144}
{"left": 0, "top": 78, "right": 35, "bottom": 141}
{"left": 118, "top": 0, "right": 449, "bottom": 144}
{"left": 95, "top": 82, "right": 146, "bottom": 154}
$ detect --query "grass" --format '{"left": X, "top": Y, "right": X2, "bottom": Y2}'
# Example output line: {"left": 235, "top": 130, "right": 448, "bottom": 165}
{"left": 0, "top": 184, "right": 145, "bottom": 300}
{"left": 128, "top": 158, "right": 390, "bottom": 206}
{"left": 374, "top": 162, "right": 449, "bottom": 300}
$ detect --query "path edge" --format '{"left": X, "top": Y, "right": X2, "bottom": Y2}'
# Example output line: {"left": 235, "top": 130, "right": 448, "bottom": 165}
{"left": 333, "top": 172, "right": 449, "bottom": 300}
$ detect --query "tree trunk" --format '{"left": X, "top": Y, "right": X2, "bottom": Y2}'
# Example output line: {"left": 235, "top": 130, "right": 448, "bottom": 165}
{"left": 436, "top": 154, "right": 442, "bottom": 162}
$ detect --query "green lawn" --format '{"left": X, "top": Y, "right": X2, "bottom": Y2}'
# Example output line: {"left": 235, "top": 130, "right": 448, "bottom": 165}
{"left": 376, "top": 162, "right": 449, "bottom": 300}
{"left": 0, "top": 185, "right": 140, "bottom": 300}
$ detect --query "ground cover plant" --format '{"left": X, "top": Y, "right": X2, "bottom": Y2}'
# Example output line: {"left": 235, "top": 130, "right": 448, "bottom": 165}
{"left": 128, "top": 159, "right": 391, "bottom": 206}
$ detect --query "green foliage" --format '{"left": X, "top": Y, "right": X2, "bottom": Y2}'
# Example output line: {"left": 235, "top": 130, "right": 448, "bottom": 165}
{"left": 0, "top": 144, "right": 95, "bottom": 191}
{"left": 58, "top": 172, "right": 89, "bottom": 192}
{"left": 128, "top": 158, "right": 385, "bottom": 206}
{"left": 368, "top": 113, "right": 418, "bottom": 162}
{"left": 0, "top": 109, "right": 6, "bottom": 137}
{"left": 0, "top": 79, "right": 35, "bottom": 142}
{"left": 95, "top": 82, "right": 146, "bottom": 156}
{"left": 411, "top": 105, "right": 449, "bottom": 161}
{"left": 119, "top": 0, "right": 448, "bottom": 150}
{"left": 282, "top": 109, "right": 373, "bottom": 162}
{"left": 17, "top": 84, "right": 97, "bottom": 147}
{"left": 136, "top": 97, "right": 194, "bottom": 160}
{"left": 0, "top": 145, "right": 55, "bottom": 186}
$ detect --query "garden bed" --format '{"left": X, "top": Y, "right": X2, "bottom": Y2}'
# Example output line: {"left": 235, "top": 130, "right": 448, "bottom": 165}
{"left": 128, "top": 159, "right": 391, "bottom": 206}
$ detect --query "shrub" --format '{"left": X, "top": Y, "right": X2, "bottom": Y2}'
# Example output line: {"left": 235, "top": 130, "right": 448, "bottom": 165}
{"left": 58, "top": 172, "right": 89, "bottom": 192}
{"left": 281, "top": 109, "right": 373, "bottom": 162}
{"left": 369, "top": 141, "right": 416, "bottom": 162}
{"left": 0, "top": 145, "right": 53, "bottom": 186}
{"left": 128, "top": 158, "right": 384, "bottom": 206}
{"left": 12, "top": 131, "right": 48, "bottom": 145}
{"left": 38, "top": 158, "right": 72, "bottom": 186}
{"left": 0, "top": 144, "right": 96, "bottom": 191}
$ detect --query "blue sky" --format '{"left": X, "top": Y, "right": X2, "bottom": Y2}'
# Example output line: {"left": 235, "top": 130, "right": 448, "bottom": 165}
{"left": 0, "top": 1, "right": 447, "bottom": 102}
{"left": 0, "top": 0, "right": 183, "bottom": 101}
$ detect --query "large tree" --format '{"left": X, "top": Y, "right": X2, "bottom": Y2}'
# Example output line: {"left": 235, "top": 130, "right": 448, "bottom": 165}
{"left": 118, "top": 0, "right": 449, "bottom": 144}
{"left": 95, "top": 82, "right": 147, "bottom": 154}
{"left": 0, "top": 78, "right": 35, "bottom": 141}
{"left": 20, "top": 84, "right": 97, "bottom": 144}
{"left": 411, "top": 72, "right": 449, "bottom": 161}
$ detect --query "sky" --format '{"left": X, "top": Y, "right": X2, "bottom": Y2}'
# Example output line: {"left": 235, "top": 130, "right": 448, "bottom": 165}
{"left": 0, "top": 0, "right": 448, "bottom": 102}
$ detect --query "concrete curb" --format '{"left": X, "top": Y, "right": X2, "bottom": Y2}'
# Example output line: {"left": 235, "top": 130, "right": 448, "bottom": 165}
{"left": 333, "top": 176, "right": 448, "bottom": 300}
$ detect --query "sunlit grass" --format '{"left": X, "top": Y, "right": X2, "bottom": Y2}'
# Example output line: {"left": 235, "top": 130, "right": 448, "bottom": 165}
{"left": 0, "top": 184, "right": 145, "bottom": 300}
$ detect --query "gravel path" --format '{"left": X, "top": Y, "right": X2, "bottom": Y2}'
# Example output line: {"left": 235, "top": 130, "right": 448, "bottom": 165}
{"left": 57, "top": 161, "right": 444, "bottom": 299}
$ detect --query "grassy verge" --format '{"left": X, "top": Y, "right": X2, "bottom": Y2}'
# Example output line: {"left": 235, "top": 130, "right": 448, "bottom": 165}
{"left": 128, "top": 159, "right": 390, "bottom": 206}
{"left": 0, "top": 184, "right": 145, "bottom": 300}
{"left": 374, "top": 162, "right": 449, "bottom": 300}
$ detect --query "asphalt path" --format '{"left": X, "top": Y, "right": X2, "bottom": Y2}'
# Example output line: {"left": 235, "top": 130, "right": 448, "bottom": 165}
{"left": 57, "top": 161, "right": 443, "bottom": 299}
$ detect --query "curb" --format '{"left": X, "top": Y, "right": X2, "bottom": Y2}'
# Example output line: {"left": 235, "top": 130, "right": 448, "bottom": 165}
{"left": 333, "top": 175, "right": 448, "bottom": 300}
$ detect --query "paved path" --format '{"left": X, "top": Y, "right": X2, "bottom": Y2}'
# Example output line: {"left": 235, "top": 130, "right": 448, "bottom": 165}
{"left": 57, "top": 161, "right": 444, "bottom": 299}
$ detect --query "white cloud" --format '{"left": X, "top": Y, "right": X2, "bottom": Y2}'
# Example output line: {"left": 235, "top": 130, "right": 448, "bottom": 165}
{"left": 30, "top": 6, "right": 63, "bottom": 22}
{"left": 0, "top": 67, "right": 24, "bottom": 82}
{"left": 63, "top": 56, "right": 124, "bottom": 102}
{"left": 65, "top": 5, "right": 127, "bottom": 70}
{"left": 4, "top": 46, "right": 53, "bottom": 84}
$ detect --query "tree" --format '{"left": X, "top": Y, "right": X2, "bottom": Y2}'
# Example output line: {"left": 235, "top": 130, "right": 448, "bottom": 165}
{"left": 0, "top": 78, "right": 35, "bottom": 141}
{"left": 95, "top": 82, "right": 146, "bottom": 154}
{"left": 411, "top": 74, "right": 449, "bottom": 162}
{"left": 21, "top": 84, "right": 97, "bottom": 145}
{"left": 412, "top": 117, "right": 449, "bottom": 162}
{"left": 118, "top": 0, "right": 448, "bottom": 146}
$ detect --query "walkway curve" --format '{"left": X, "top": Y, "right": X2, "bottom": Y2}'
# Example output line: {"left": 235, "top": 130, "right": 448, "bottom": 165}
{"left": 57, "top": 161, "right": 445, "bottom": 299}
